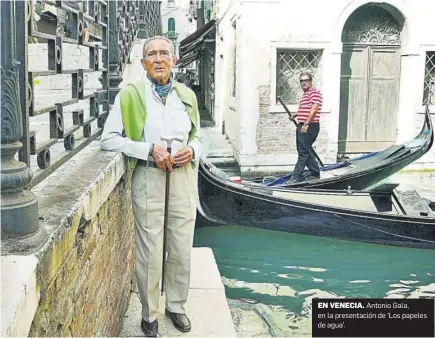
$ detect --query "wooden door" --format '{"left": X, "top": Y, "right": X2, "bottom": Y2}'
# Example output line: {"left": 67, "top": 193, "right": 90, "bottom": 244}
{"left": 365, "top": 46, "right": 400, "bottom": 148}
{"left": 338, "top": 45, "right": 369, "bottom": 153}
{"left": 338, "top": 45, "right": 401, "bottom": 154}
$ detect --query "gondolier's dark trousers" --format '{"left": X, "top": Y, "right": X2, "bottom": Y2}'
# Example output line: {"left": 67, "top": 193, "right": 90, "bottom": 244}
{"left": 293, "top": 122, "right": 320, "bottom": 182}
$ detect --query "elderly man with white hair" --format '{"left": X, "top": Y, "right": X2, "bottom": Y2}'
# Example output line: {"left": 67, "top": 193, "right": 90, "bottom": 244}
{"left": 100, "top": 35, "right": 203, "bottom": 337}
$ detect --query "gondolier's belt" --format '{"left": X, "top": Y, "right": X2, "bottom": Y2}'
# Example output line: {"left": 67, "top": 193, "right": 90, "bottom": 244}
{"left": 137, "top": 159, "right": 182, "bottom": 170}
{"left": 298, "top": 122, "right": 319, "bottom": 125}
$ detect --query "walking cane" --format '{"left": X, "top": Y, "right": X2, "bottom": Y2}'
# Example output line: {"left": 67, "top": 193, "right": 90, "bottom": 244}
{"left": 277, "top": 97, "right": 324, "bottom": 167}
{"left": 160, "top": 135, "right": 185, "bottom": 296}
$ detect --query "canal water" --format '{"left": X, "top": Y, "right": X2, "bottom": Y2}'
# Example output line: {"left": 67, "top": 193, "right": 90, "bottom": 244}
{"left": 193, "top": 172, "right": 435, "bottom": 337}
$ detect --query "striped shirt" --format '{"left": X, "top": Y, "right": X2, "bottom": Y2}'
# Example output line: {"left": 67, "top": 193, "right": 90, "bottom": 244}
{"left": 296, "top": 87, "right": 322, "bottom": 123}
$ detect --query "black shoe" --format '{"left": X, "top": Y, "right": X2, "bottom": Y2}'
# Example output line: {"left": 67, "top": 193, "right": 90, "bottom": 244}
{"left": 284, "top": 178, "right": 301, "bottom": 185}
{"left": 165, "top": 310, "right": 191, "bottom": 332}
{"left": 305, "top": 171, "right": 320, "bottom": 180}
{"left": 141, "top": 319, "right": 158, "bottom": 337}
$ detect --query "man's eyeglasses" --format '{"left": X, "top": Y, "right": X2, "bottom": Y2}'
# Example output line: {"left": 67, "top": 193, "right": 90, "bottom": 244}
{"left": 300, "top": 79, "right": 311, "bottom": 83}
{"left": 145, "top": 50, "right": 171, "bottom": 60}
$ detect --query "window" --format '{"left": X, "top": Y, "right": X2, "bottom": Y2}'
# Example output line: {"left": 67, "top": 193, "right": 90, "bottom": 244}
{"left": 423, "top": 51, "right": 435, "bottom": 106}
{"left": 276, "top": 50, "right": 323, "bottom": 105}
{"left": 168, "top": 18, "right": 175, "bottom": 31}
{"left": 168, "top": 0, "right": 175, "bottom": 8}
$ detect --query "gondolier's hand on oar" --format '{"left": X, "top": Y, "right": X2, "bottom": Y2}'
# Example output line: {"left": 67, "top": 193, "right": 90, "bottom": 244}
{"left": 174, "top": 146, "right": 194, "bottom": 167}
{"left": 152, "top": 144, "right": 175, "bottom": 173}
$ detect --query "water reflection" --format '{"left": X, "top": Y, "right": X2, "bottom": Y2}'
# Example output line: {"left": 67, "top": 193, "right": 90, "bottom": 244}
{"left": 194, "top": 224, "right": 435, "bottom": 337}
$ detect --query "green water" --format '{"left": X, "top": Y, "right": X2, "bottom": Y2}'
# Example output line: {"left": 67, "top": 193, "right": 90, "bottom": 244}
{"left": 193, "top": 225, "right": 435, "bottom": 336}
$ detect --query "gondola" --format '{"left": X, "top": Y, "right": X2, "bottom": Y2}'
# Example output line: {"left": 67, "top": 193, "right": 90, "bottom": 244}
{"left": 245, "top": 106, "right": 433, "bottom": 190}
{"left": 197, "top": 159, "right": 435, "bottom": 249}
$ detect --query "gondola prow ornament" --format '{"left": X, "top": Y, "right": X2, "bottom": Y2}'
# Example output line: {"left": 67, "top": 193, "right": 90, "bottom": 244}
{"left": 160, "top": 135, "right": 185, "bottom": 295}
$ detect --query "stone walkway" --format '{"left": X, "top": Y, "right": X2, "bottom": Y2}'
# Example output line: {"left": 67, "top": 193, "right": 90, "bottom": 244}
{"left": 200, "top": 126, "right": 240, "bottom": 177}
{"left": 119, "top": 248, "right": 237, "bottom": 337}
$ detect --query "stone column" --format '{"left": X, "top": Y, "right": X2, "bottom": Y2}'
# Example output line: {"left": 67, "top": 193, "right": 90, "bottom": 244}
{"left": 325, "top": 47, "right": 343, "bottom": 163}
{"left": 108, "top": 0, "right": 122, "bottom": 104}
{"left": 1, "top": 0, "right": 39, "bottom": 237}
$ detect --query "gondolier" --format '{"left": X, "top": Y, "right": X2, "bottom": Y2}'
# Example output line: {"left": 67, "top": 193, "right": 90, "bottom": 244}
{"left": 100, "top": 36, "right": 203, "bottom": 337}
{"left": 287, "top": 71, "right": 322, "bottom": 184}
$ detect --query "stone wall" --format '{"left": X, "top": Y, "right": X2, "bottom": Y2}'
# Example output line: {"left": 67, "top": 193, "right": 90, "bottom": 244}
{"left": 1, "top": 144, "right": 135, "bottom": 337}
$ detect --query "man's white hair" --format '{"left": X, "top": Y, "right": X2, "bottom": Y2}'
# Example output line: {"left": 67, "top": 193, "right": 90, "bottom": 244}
{"left": 142, "top": 36, "right": 175, "bottom": 58}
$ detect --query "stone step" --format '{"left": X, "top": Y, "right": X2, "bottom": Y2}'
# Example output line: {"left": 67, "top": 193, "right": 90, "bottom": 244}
{"left": 207, "top": 149, "right": 234, "bottom": 158}
{"left": 207, "top": 157, "right": 238, "bottom": 168}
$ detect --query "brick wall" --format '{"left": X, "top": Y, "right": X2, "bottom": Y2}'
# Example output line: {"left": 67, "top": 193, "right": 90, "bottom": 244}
{"left": 256, "top": 104, "right": 297, "bottom": 154}
{"left": 28, "top": 170, "right": 135, "bottom": 337}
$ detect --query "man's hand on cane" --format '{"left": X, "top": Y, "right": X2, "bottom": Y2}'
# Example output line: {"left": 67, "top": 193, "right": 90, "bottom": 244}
{"left": 152, "top": 144, "right": 174, "bottom": 173}
{"left": 174, "top": 146, "right": 194, "bottom": 167}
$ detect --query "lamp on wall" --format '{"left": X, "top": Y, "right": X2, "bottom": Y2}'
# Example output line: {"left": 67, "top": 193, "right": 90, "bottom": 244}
{"left": 188, "top": 0, "right": 198, "bottom": 19}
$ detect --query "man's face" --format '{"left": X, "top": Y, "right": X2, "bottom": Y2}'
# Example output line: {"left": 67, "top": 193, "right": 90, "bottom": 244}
{"left": 300, "top": 76, "right": 312, "bottom": 91}
{"left": 142, "top": 39, "right": 176, "bottom": 84}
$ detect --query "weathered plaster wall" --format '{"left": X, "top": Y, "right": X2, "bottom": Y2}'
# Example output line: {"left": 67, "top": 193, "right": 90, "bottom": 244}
{"left": 214, "top": 0, "right": 242, "bottom": 162}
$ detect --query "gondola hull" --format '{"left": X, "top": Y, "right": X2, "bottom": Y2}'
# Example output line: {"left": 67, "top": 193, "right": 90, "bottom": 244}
{"left": 248, "top": 107, "right": 434, "bottom": 190}
{"left": 198, "top": 161, "right": 435, "bottom": 250}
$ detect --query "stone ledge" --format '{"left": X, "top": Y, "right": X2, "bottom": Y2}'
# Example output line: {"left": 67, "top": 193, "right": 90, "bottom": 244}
{"left": 236, "top": 151, "right": 435, "bottom": 177}
{"left": 1, "top": 142, "right": 129, "bottom": 336}
{"left": 190, "top": 247, "right": 225, "bottom": 290}
{"left": 238, "top": 162, "right": 435, "bottom": 179}
{"left": 207, "top": 150, "right": 235, "bottom": 158}
{"left": 2, "top": 142, "right": 128, "bottom": 255}
{"left": 0, "top": 255, "right": 39, "bottom": 337}
{"left": 402, "top": 162, "right": 435, "bottom": 171}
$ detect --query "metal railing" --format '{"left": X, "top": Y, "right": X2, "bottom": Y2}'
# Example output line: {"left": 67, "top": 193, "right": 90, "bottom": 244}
{"left": 1, "top": 0, "right": 162, "bottom": 237}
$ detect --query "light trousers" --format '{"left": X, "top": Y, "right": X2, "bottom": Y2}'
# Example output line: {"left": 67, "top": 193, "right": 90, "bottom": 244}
{"left": 131, "top": 164, "right": 198, "bottom": 322}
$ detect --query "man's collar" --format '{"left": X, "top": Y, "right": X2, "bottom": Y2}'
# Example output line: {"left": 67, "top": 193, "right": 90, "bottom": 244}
{"left": 304, "top": 86, "right": 315, "bottom": 93}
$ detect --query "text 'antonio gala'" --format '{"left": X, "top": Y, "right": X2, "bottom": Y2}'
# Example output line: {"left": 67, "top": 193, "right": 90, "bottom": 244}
{"left": 317, "top": 302, "right": 409, "bottom": 309}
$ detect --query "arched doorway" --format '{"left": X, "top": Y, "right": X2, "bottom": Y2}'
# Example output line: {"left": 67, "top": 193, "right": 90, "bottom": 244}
{"left": 338, "top": 4, "right": 404, "bottom": 155}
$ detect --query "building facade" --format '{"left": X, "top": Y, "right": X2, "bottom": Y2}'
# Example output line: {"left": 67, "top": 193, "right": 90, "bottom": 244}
{"left": 214, "top": 0, "right": 435, "bottom": 176}
{"left": 178, "top": 0, "right": 217, "bottom": 118}
{"left": 160, "top": 0, "right": 195, "bottom": 77}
